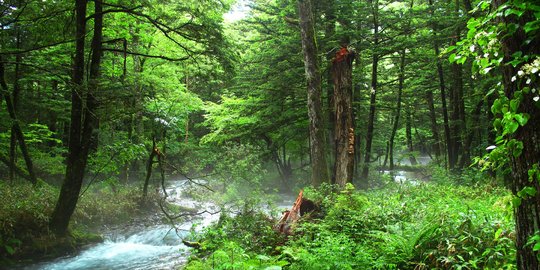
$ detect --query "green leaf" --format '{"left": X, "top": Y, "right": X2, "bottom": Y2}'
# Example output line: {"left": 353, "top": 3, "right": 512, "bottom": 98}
{"left": 510, "top": 99, "right": 519, "bottom": 112}
{"left": 504, "top": 8, "right": 524, "bottom": 17}
{"left": 5, "top": 245, "right": 15, "bottom": 255}
{"left": 512, "top": 196, "right": 522, "bottom": 207}
{"left": 494, "top": 228, "right": 503, "bottom": 240}
{"left": 512, "top": 141, "right": 524, "bottom": 157}
{"left": 449, "top": 53, "right": 457, "bottom": 63}
{"left": 505, "top": 120, "right": 519, "bottom": 134}
{"left": 457, "top": 56, "right": 468, "bottom": 64}
{"left": 518, "top": 186, "right": 537, "bottom": 198}
{"left": 524, "top": 20, "right": 540, "bottom": 33}
{"left": 491, "top": 99, "right": 502, "bottom": 114}
{"left": 514, "top": 113, "right": 529, "bottom": 126}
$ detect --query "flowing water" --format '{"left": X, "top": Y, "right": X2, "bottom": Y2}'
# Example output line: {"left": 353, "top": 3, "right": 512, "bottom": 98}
{"left": 18, "top": 169, "right": 422, "bottom": 270}
{"left": 22, "top": 180, "right": 221, "bottom": 270}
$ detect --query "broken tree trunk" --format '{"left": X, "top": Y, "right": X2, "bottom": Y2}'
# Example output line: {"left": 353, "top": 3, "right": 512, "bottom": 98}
{"left": 331, "top": 46, "right": 356, "bottom": 188}
{"left": 274, "top": 190, "right": 316, "bottom": 235}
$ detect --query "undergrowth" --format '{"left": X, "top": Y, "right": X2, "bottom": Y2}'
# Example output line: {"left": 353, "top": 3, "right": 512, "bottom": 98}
{"left": 0, "top": 181, "right": 153, "bottom": 263}
{"left": 184, "top": 170, "right": 516, "bottom": 270}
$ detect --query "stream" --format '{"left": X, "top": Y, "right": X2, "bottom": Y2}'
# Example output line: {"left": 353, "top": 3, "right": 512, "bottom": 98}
{"left": 20, "top": 165, "right": 423, "bottom": 270}
{"left": 21, "top": 180, "right": 220, "bottom": 270}
{"left": 20, "top": 180, "right": 294, "bottom": 270}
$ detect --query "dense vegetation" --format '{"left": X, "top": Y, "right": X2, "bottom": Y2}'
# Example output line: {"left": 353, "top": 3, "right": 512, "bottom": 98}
{"left": 186, "top": 170, "right": 516, "bottom": 269}
{"left": 0, "top": 0, "right": 538, "bottom": 268}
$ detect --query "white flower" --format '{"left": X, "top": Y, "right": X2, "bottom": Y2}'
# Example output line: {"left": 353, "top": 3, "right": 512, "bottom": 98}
{"left": 483, "top": 67, "right": 492, "bottom": 74}
{"left": 532, "top": 68, "right": 538, "bottom": 74}
{"left": 534, "top": 96, "right": 540, "bottom": 102}
{"left": 526, "top": 78, "right": 531, "bottom": 84}
{"left": 512, "top": 76, "right": 517, "bottom": 82}
{"left": 486, "top": 145, "right": 497, "bottom": 151}
{"left": 518, "top": 70, "right": 524, "bottom": 77}
{"left": 469, "top": 45, "right": 475, "bottom": 52}
{"left": 533, "top": 88, "right": 537, "bottom": 93}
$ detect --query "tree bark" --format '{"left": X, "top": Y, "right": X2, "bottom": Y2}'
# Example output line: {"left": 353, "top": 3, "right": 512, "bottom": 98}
{"left": 493, "top": 0, "right": 540, "bottom": 267}
{"left": 429, "top": 0, "right": 452, "bottom": 169}
{"left": 459, "top": 99, "right": 483, "bottom": 168}
{"left": 425, "top": 90, "right": 441, "bottom": 159}
{"left": 405, "top": 104, "right": 417, "bottom": 165}
{"left": 143, "top": 138, "right": 157, "bottom": 200}
{"left": 323, "top": 2, "right": 336, "bottom": 183}
{"left": 389, "top": 51, "right": 406, "bottom": 170}
{"left": 298, "top": 0, "right": 329, "bottom": 186}
{"left": 50, "top": 0, "right": 101, "bottom": 236}
{"left": 361, "top": 0, "right": 379, "bottom": 182}
{"left": 448, "top": 0, "right": 466, "bottom": 170}
{"left": 9, "top": 23, "right": 23, "bottom": 183}
{"left": 0, "top": 57, "right": 38, "bottom": 185}
{"left": 332, "top": 46, "right": 355, "bottom": 187}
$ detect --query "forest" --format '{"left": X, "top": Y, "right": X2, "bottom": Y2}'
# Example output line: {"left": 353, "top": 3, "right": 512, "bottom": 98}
{"left": 0, "top": 0, "right": 539, "bottom": 269}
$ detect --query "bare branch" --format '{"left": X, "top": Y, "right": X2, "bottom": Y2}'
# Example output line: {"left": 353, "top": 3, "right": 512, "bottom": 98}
{"left": 0, "top": 39, "right": 75, "bottom": 55}
{"left": 85, "top": 5, "right": 143, "bottom": 22}
{"left": 103, "top": 48, "right": 190, "bottom": 62}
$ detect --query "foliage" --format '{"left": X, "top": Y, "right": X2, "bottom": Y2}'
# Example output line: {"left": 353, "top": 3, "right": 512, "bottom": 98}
{"left": 185, "top": 206, "right": 286, "bottom": 269}
{"left": 72, "top": 182, "right": 148, "bottom": 226}
{"left": 284, "top": 177, "right": 516, "bottom": 270}
{"left": 0, "top": 181, "right": 57, "bottom": 258}
{"left": 0, "top": 181, "right": 151, "bottom": 260}
{"left": 187, "top": 170, "right": 516, "bottom": 269}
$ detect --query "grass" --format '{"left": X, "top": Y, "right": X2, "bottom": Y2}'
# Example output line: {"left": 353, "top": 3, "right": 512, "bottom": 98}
{"left": 0, "top": 180, "right": 157, "bottom": 264}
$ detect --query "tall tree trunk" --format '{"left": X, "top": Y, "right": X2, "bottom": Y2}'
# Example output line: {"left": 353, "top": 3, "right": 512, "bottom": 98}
{"left": 50, "top": 0, "right": 101, "bottom": 236}
{"left": 9, "top": 23, "right": 22, "bottom": 183}
{"left": 448, "top": 0, "right": 465, "bottom": 170}
{"left": 459, "top": 99, "right": 483, "bottom": 168}
{"left": 425, "top": 90, "right": 441, "bottom": 159}
{"left": 143, "top": 138, "right": 157, "bottom": 200}
{"left": 361, "top": 0, "right": 379, "bottom": 182}
{"left": 429, "top": 0, "right": 452, "bottom": 169}
{"left": 405, "top": 104, "right": 417, "bottom": 165}
{"left": 332, "top": 46, "right": 355, "bottom": 187}
{"left": 492, "top": 0, "right": 540, "bottom": 267}
{"left": 0, "top": 57, "right": 38, "bottom": 185}
{"left": 389, "top": 51, "right": 406, "bottom": 170}
{"left": 298, "top": 0, "right": 329, "bottom": 186}
{"left": 324, "top": 2, "right": 336, "bottom": 183}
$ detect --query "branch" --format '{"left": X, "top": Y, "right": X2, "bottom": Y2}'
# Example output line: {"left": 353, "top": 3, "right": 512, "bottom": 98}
{"left": 103, "top": 48, "right": 189, "bottom": 61}
{"left": 0, "top": 39, "right": 75, "bottom": 55}
{"left": 85, "top": 5, "right": 143, "bottom": 22}
{"left": 161, "top": 160, "right": 215, "bottom": 192}
{"left": 0, "top": 0, "right": 30, "bottom": 28}
{"left": 98, "top": 2, "right": 201, "bottom": 58}
{"left": 159, "top": 199, "right": 220, "bottom": 220}
{"left": 0, "top": 60, "right": 71, "bottom": 84}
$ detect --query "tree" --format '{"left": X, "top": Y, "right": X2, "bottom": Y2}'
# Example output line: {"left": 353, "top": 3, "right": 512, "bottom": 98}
{"left": 298, "top": 0, "right": 329, "bottom": 186}
{"left": 388, "top": 50, "right": 406, "bottom": 170}
{"left": 49, "top": 0, "right": 99, "bottom": 235}
{"left": 331, "top": 45, "right": 355, "bottom": 187}
{"left": 0, "top": 57, "right": 38, "bottom": 184}
{"left": 453, "top": 0, "right": 540, "bottom": 267}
